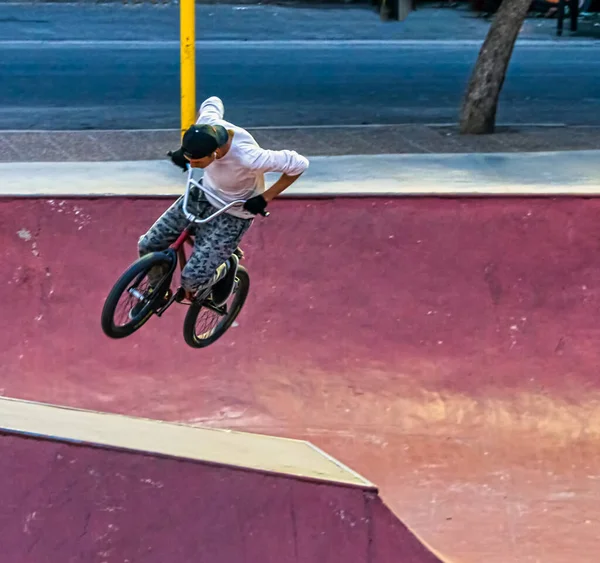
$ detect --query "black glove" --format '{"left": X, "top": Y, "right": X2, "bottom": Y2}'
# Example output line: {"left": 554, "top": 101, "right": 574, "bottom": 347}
{"left": 167, "top": 147, "right": 188, "bottom": 172}
{"left": 243, "top": 194, "right": 268, "bottom": 216}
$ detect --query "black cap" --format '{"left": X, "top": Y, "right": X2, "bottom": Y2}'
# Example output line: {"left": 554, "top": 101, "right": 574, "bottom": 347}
{"left": 181, "top": 124, "right": 229, "bottom": 159}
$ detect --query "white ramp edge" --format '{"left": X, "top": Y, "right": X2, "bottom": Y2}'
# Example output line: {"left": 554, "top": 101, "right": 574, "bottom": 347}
{"left": 1, "top": 150, "right": 600, "bottom": 198}
{"left": 0, "top": 396, "right": 376, "bottom": 490}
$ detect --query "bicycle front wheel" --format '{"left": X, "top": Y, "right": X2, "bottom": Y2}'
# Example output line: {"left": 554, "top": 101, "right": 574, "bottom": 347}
{"left": 101, "top": 252, "right": 174, "bottom": 339}
{"left": 183, "top": 265, "right": 250, "bottom": 348}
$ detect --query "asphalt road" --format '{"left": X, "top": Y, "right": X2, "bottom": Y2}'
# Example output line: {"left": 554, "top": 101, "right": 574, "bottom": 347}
{"left": 0, "top": 3, "right": 497, "bottom": 42}
{"left": 1, "top": 3, "right": 599, "bottom": 129}
{"left": 1, "top": 41, "right": 599, "bottom": 130}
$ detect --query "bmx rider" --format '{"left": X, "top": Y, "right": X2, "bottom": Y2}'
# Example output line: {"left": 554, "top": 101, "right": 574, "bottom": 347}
{"left": 136, "top": 96, "right": 309, "bottom": 309}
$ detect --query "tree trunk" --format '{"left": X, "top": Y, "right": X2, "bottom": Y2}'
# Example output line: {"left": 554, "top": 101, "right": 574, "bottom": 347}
{"left": 459, "top": 0, "right": 532, "bottom": 134}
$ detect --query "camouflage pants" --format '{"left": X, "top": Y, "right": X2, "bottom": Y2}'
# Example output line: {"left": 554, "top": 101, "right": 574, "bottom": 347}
{"left": 138, "top": 192, "right": 252, "bottom": 293}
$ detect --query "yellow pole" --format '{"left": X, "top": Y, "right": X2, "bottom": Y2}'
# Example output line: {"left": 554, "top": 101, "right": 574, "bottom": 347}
{"left": 180, "top": 0, "right": 196, "bottom": 139}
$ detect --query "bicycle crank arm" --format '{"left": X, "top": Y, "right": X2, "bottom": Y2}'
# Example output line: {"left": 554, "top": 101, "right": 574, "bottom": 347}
{"left": 154, "top": 291, "right": 180, "bottom": 317}
{"left": 202, "top": 300, "right": 228, "bottom": 316}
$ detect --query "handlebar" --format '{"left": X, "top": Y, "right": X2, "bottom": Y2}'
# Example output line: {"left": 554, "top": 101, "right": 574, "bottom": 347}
{"left": 182, "top": 163, "right": 269, "bottom": 224}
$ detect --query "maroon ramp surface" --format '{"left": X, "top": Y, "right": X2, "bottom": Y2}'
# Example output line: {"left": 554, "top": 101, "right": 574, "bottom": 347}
{"left": 1, "top": 196, "right": 600, "bottom": 562}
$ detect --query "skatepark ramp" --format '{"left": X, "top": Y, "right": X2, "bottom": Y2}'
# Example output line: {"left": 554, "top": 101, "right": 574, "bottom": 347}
{"left": 0, "top": 397, "right": 445, "bottom": 563}
{"left": 7, "top": 188, "right": 600, "bottom": 562}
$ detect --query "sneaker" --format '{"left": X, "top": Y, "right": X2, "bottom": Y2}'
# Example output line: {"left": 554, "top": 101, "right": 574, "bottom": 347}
{"left": 211, "top": 254, "right": 239, "bottom": 307}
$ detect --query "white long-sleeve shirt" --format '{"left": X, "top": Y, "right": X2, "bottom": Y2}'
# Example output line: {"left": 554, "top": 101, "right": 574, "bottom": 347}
{"left": 194, "top": 96, "right": 309, "bottom": 219}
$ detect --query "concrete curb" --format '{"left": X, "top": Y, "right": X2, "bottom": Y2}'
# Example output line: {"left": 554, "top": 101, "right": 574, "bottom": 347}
{"left": 1, "top": 151, "right": 599, "bottom": 198}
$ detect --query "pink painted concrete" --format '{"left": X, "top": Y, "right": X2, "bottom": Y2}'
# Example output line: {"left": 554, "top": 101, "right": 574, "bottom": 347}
{"left": 0, "top": 432, "right": 441, "bottom": 563}
{"left": 2, "top": 196, "right": 600, "bottom": 562}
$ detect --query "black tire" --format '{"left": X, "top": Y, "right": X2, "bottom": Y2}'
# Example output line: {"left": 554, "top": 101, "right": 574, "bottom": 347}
{"left": 183, "top": 265, "right": 250, "bottom": 348}
{"left": 101, "top": 253, "right": 174, "bottom": 339}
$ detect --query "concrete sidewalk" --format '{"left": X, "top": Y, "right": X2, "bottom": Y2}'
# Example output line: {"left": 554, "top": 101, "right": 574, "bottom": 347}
{"left": 1, "top": 125, "right": 599, "bottom": 163}
{"left": 2, "top": 150, "right": 599, "bottom": 197}
{"left": 2, "top": 125, "right": 598, "bottom": 199}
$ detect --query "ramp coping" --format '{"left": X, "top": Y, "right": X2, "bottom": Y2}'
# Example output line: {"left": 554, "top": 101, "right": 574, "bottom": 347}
{"left": 1, "top": 151, "right": 600, "bottom": 197}
{"left": 0, "top": 396, "right": 376, "bottom": 490}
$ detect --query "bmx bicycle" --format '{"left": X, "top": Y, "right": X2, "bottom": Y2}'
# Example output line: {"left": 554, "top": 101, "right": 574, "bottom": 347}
{"left": 100, "top": 164, "right": 267, "bottom": 348}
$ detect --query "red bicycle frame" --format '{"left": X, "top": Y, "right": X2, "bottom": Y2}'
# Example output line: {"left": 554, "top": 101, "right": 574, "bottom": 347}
{"left": 170, "top": 224, "right": 195, "bottom": 272}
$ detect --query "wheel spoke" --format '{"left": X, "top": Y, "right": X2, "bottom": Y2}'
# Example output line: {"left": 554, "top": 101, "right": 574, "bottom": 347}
{"left": 102, "top": 254, "right": 175, "bottom": 340}
{"left": 183, "top": 267, "right": 249, "bottom": 348}
{"left": 194, "top": 279, "right": 238, "bottom": 338}
{"left": 114, "top": 277, "right": 150, "bottom": 327}
{"left": 203, "top": 301, "right": 227, "bottom": 315}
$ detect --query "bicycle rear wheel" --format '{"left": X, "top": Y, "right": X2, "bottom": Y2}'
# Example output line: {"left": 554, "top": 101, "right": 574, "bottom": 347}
{"left": 183, "top": 265, "right": 250, "bottom": 348}
{"left": 101, "top": 252, "right": 174, "bottom": 339}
